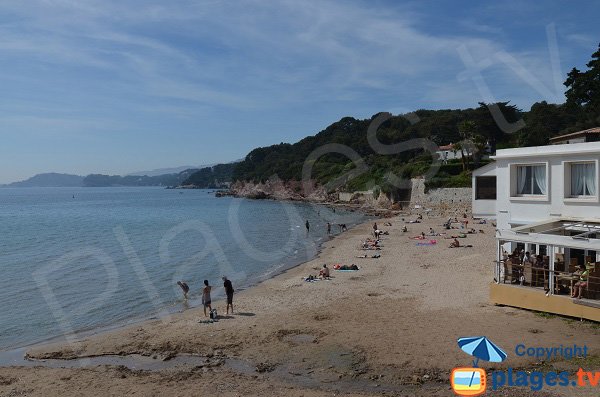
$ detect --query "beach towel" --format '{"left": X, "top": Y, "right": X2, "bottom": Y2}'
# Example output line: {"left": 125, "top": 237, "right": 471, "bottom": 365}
{"left": 416, "top": 239, "right": 437, "bottom": 246}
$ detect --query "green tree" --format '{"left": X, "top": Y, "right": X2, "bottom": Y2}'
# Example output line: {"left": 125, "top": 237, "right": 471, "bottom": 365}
{"left": 564, "top": 43, "right": 600, "bottom": 126}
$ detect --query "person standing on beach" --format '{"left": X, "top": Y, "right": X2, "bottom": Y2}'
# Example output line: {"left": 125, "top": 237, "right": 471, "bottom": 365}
{"left": 223, "top": 276, "right": 234, "bottom": 314}
{"left": 305, "top": 220, "right": 310, "bottom": 236}
{"left": 202, "top": 280, "right": 212, "bottom": 317}
{"left": 373, "top": 222, "right": 378, "bottom": 237}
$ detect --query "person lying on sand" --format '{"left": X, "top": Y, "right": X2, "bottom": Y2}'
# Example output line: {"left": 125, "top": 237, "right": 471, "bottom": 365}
{"left": 410, "top": 232, "right": 427, "bottom": 240}
{"left": 334, "top": 264, "right": 359, "bottom": 271}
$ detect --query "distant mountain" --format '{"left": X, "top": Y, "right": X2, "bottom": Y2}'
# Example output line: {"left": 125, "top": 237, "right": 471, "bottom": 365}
{"left": 180, "top": 163, "right": 236, "bottom": 188}
{"left": 126, "top": 165, "right": 214, "bottom": 177}
{"left": 2, "top": 173, "right": 84, "bottom": 187}
{"left": 83, "top": 169, "right": 199, "bottom": 187}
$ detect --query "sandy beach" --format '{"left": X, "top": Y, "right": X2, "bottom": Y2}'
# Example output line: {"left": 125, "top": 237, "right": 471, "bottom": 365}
{"left": 1, "top": 214, "right": 598, "bottom": 397}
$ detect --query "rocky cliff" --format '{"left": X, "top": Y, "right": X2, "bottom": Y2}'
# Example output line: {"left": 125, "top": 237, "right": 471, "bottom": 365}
{"left": 229, "top": 179, "right": 335, "bottom": 202}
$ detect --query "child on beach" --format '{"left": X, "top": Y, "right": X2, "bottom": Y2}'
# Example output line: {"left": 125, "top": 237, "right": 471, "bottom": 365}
{"left": 202, "top": 280, "right": 212, "bottom": 317}
{"left": 177, "top": 281, "right": 190, "bottom": 299}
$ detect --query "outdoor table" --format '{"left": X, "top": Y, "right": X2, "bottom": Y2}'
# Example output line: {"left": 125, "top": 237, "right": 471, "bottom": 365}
{"left": 555, "top": 274, "right": 579, "bottom": 295}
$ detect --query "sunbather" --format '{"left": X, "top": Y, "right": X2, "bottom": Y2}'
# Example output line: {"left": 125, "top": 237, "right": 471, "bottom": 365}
{"left": 319, "top": 264, "right": 330, "bottom": 278}
{"left": 449, "top": 238, "right": 460, "bottom": 248}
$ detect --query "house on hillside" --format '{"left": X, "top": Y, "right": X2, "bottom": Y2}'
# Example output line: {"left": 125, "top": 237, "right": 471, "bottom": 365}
{"left": 436, "top": 143, "right": 460, "bottom": 163}
{"left": 550, "top": 127, "right": 600, "bottom": 145}
{"left": 471, "top": 138, "right": 600, "bottom": 321}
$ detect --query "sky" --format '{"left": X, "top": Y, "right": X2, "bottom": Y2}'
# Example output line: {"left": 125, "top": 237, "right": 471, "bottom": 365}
{"left": 1, "top": 0, "right": 599, "bottom": 183}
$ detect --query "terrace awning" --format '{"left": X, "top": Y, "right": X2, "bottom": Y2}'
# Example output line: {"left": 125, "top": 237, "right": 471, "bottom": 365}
{"left": 497, "top": 218, "right": 600, "bottom": 251}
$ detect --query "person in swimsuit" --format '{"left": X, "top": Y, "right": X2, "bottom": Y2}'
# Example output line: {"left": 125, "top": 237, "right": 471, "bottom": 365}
{"left": 202, "top": 279, "right": 212, "bottom": 317}
{"left": 223, "top": 276, "right": 234, "bottom": 314}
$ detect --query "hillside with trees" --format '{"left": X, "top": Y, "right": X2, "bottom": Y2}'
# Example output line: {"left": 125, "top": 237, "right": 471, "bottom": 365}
{"left": 180, "top": 163, "right": 236, "bottom": 188}
{"left": 83, "top": 169, "right": 199, "bottom": 187}
{"left": 227, "top": 44, "right": 600, "bottom": 197}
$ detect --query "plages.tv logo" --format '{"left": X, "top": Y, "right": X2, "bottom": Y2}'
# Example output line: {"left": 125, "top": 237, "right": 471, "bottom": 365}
{"left": 451, "top": 336, "right": 507, "bottom": 396}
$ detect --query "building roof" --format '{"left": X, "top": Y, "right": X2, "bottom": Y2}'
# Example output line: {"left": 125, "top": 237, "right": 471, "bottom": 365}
{"left": 549, "top": 127, "right": 600, "bottom": 143}
{"left": 492, "top": 141, "right": 600, "bottom": 160}
{"left": 498, "top": 218, "right": 600, "bottom": 251}
{"left": 472, "top": 161, "right": 496, "bottom": 177}
{"left": 437, "top": 143, "right": 454, "bottom": 151}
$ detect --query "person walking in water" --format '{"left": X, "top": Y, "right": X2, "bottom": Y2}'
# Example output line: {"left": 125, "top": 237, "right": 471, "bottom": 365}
{"left": 177, "top": 281, "right": 190, "bottom": 299}
{"left": 222, "top": 276, "right": 234, "bottom": 314}
{"left": 327, "top": 222, "right": 331, "bottom": 235}
{"left": 305, "top": 220, "right": 310, "bottom": 236}
{"left": 202, "top": 280, "right": 212, "bottom": 317}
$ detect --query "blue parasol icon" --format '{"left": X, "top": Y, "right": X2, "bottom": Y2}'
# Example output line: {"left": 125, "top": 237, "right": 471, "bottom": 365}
{"left": 458, "top": 336, "right": 507, "bottom": 387}
{"left": 458, "top": 336, "right": 507, "bottom": 367}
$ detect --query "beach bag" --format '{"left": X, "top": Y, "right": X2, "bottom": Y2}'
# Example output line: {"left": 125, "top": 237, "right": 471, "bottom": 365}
{"left": 210, "top": 309, "right": 218, "bottom": 320}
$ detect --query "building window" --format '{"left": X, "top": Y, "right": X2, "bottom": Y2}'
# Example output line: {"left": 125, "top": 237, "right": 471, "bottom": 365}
{"left": 569, "top": 162, "right": 596, "bottom": 197}
{"left": 515, "top": 165, "right": 547, "bottom": 195}
{"left": 475, "top": 176, "right": 496, "bottom": 200}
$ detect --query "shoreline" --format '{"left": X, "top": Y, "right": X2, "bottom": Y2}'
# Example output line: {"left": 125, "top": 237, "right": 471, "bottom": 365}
{"left": 1, "top": 213, "right": 597, "bottom": 397}
{"left": 0, "top": 207, "right": 373, "bottom": 363}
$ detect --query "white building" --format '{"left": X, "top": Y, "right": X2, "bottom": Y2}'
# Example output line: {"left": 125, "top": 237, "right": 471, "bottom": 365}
{"left": 436, "top": 143, "right": 461, "bottom": 162}
{"left": 472, "top": 162, "right": 496, "bottom": 218}
{"left": 472, "top": 140, "right": 600, "bottom": 320}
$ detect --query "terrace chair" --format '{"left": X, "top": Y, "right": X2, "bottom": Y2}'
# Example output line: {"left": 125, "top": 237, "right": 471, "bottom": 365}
{"left": 522, "top": 264, "right": 533, "bottom": 286}
{"left": 583, "top": 264, "right": 599, "bottom": 299}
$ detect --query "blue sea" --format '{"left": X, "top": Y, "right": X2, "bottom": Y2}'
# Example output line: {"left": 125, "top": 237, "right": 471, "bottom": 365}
{"left": 0, "top": 187, "right": 367, "bottom": 350}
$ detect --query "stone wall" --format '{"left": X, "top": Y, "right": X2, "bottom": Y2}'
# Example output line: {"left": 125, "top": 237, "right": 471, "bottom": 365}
{"left": 409, "top": 178, "right": 472, "bottom": 216}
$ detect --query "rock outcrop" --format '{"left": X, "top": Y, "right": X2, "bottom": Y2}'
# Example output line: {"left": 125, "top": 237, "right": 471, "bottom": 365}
{"left": 229, "top": 179, "right": 335, "bottom": 202}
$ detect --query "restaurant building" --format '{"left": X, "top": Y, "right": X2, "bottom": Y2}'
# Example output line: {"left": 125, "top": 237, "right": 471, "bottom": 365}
{"left": 473, "top": 136, "right": 600, "bottom": 321}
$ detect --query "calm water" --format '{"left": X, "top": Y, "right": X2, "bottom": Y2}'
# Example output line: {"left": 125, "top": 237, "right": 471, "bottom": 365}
{"left": 0, "top": 187, "right": 367, "bottom": 350}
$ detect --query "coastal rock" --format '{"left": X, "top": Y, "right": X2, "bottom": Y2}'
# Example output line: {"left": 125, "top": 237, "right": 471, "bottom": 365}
{"left": 229, "top": 179, "right": 330, "bottom": 202}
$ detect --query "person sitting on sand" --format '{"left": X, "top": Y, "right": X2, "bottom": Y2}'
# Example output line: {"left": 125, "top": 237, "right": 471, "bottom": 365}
{"left": 402, "top": 226, "right": 408, "bottom": 232}
{"left": 319, "top": 264, "right": 330, "bottom": 278}
{"left": 417, "top": 214, "right": 423, "bottom": 220}
{"left": 202, "top": 280, "right": 212, "bottom": 317}
{"left": 449, "top": 238, "right": 460, "bottom": 248}
{"left": 177, "top": 281, "right": 190, "bottom": 299}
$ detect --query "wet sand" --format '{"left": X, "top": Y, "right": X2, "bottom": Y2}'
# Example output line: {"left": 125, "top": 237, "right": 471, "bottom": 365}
{"left": 0, "top": 214, "right": 598, "bottom": 396}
